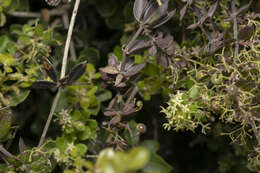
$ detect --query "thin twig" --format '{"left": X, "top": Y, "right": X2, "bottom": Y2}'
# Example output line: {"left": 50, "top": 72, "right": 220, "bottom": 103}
{"left": 0, "top": 145, "right": 31, "bottom": 172}
{"left": 8, "top": 4, "right": 70, "bottom": 18}
{"left": 37, "top": 88, "right": 61, "bottom": 147}
{"left": 126, "top": 85, "right": 139, "bottom": 105}
{"left": 62, "top": 12, "right": 77, "bottom": 61}
{"left": 60, "top": 0, "right": 80, "bottom": 78}
{"left": 37, "top": 0, "right": 81, "bottom": 147}
{"left": 0, "top": 145, "right": 16, "bottom": 159}
{"left": 231, "top": 0, "right": 239, "bottom": 59}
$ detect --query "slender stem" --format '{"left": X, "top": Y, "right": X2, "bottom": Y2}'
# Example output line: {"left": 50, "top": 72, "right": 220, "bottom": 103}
{"left": 37, "top": 0, "right": 81, "bottom": 147}
{"left": 231, "top": 0, "right": 239, "bottom": 59}
{"left": 126, "top": 85, "right": 139, "bottom": 105}
{"left": 121, "top": 26, "right": 143, "bottom": 71}
{"left": 61, "top": 0, "right": 81, "bottom": 78}
{"left": 8, "top": 4, "right": 70, "bottom": 18}
{"left": 62, "top": 12, "right": 77, "bottom": 61}
{"left": 38, "top": 88, "right": 61, "bottom": 147}
{"left": 0, "top": 145, "right": 16, "bottom": 159}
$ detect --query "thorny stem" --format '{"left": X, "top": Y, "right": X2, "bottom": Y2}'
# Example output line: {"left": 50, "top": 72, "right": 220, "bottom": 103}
{"left": 38, "top": 0, "right": 81, "bottom": 147}
{"left": 121, "top": 26, "right": 143, "bottom": 71}
{"left": 231, "top": 0, "right": 239, "bottom": 60}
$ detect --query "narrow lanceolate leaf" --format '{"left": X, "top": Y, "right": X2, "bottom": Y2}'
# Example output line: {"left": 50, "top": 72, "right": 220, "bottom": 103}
{"left": 150, "top": 10, "right": 175, "bottom": 28}
{"left": 100, "top": 66, "right": 119, "bottom": 74}
{"left": 225, "top": 0, "right": 253, "bottom": 22}
{"left": 67, "top": 61, "right": 87, "bottom": 85}
{"left": 19, "top": 137, "right": 26, "bottom": 154}
{"left": 143, "top": 0, "right": 159, "bottom": 23}
{"left": 207, "top": 0, "right": 219, "bottom": 18}
{"left": 145, "top": 0, "right": 169, "bottom": 25}
{"left": 108, "top": 54, "right": 118, "bottom": 67}
{"left": 43, "top": 57, "right": 57, "bottom": 82}
{"left": 134, "top": 0, "right": 148, "bottom": 22}
{"left": 110, "top": 115, "right": 121, "bottom": 125}
{"left": 104, "top": 110, "right": 116, "bottom": 116}
{"left": 127, "top": 40, "right": 152, "bottom": 55}
{"left": 180, "top": 0, "right": 194, "bottom": 20}
{"left": 122, "top": 102, "right": 136, "bottom": 115}
{"left": 31, "top": 80, "right": 57, "bottom": 89}
{"left": 124, "top": 63, "right": 146, "bottom": 77}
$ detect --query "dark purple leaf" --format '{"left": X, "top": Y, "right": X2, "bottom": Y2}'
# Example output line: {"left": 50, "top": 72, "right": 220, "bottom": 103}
{"left": 19, "top": 137, "right": 26, "bottom": 154}
{"left": 104, "top": 111, "right": 116, "bottom": 116}
{"left": 133, "top": 0, "right": 148, "bottom": 22}
{"left": 108, "top": 54, "right": 118, "bottom": 67}
{"left": 108, "top": 97, "right": 116, "bottom": 109}
{"left": 31, "top": 80, "right": 57, "bottom": 89}
{"left": 67, "top": 61, "right": 87, "bottom": 85}
{"left": 124, "top": 59, "right": 135, "bottom": 71}
{"left": 116, "top": 82, "right": 126, "bottom": 88}
{"left": 115, "top": 74, "right": 124, "bottom": 86}
{"left": 100, "top": 66, "right": 119, "bottom": 75}
{"left": 238, "top": 25, "right": 255, "bottom": 40}
{"left": 143, "top": 0, "right": 159, "bottom": 23}
{"left": 187, "top": 21, "right": 200, "bottom": 30}
{"left": 207, "top": 0, "right": 219, "bottom": 18}
{"left": 127, "top": 40, "right": 152, "bottom": 55}
{"left": 150, "top": 9, "right": 176, "bottom": 28}
{"left": 124, "top": 63, "right": 146, "bottom": 77}
{"left": 158, "top": 54, "right": 168, "bottom": 68}
{"left": 149, "top": 45, "right": 157, "bottom": 56}
{"left": 180, "top": 4, "right": 188, "bottom": 21}
{"left": 43, "top": 57, "right": 57, "bottom": 82}
{"left": 110, "top": 115, "right": 121, "bottom": 125}
{"left": 122, "top": 102, "right": 135, "bottom": 115}
{"left": 225, "top": 0, "right": 253, "bottom": 22}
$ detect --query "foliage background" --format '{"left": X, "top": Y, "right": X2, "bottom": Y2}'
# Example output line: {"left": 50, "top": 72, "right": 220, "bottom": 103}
{"left": 0, "top": 0, "right": 260, "bottom": 172}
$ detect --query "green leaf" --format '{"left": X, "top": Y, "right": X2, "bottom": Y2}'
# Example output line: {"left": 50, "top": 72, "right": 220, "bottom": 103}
{"left": 96, "top": 0, "right": 117, "bottom": 18}
{"left": 127, "top": 147, "right": 150, "bottom": 170}
{"left": 188, "top": 85, "right": 200, "bottom": 99}
{"left": 78, "top": 126, "right": 91, "bottom": 140}
{"left": 79, "top": 47, "right": 100, "bottom": 66}
{"left": 9, "top": 89, "right": 30, "bottom": 107}
{"left": 0, "top": 53, "right": 14, "bottom": 66}
{"left": 142, "top": 153, "right": 173, "bottom": 173}
{"left": 0, "top": 108, "right": 12, "bottom": 143}
{"left": 96, "top": 89, "right": 112, "bottom": 102}
{"left": 141, "top": 140, "right": 160, "bottom": 153}
{"left": 0, "top": 36, "right": 10, "bottom": 53}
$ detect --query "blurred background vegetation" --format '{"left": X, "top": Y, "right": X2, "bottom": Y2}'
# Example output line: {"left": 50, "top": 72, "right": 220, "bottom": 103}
{"left": 0, "top": 0, "right": 260, "bottom": 172}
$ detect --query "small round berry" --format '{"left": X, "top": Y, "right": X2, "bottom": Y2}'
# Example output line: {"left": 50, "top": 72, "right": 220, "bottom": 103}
{"left": 136, "top": 123, "right": 147, "bottom": 134}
